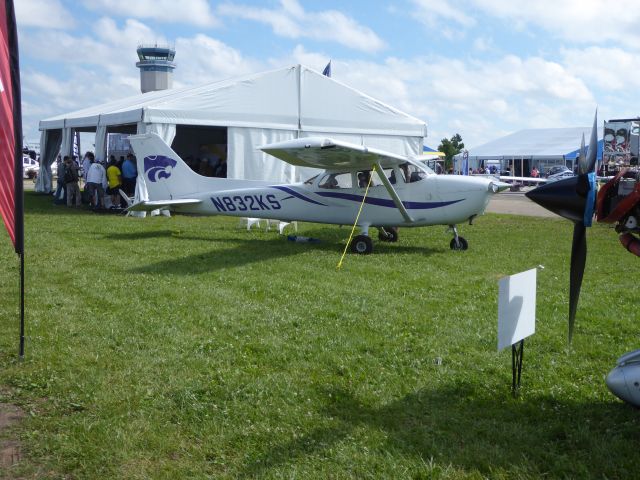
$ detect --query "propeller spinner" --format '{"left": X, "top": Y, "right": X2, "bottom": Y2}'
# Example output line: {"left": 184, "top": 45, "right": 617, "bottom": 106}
{"left": 525, "top": 112, "right": 598, "bottom": 341}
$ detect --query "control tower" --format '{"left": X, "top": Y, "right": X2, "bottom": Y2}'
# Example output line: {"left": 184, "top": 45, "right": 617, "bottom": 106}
{"left": 136, "top": 44, "right": 176, "bottom": 93}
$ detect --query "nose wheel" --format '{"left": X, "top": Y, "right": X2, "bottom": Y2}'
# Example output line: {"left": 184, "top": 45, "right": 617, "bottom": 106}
{"left": 449, "top": 225, "right": 468, "bottom": 251}
{"left": 378, "top": 226, "right": 398, "bottom": 242}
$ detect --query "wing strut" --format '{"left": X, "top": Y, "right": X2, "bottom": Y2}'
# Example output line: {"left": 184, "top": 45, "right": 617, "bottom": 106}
{"left": 374, "top": 162, "right": 414, "bottom": 223}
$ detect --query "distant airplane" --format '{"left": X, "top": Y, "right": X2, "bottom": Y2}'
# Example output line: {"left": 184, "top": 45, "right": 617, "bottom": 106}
{"left": 128, "top": 133, "right": 510, "bottom": 254}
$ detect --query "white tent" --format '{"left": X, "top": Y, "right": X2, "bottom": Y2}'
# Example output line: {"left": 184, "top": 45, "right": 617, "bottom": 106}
{"left": 456, "top": 127, "right": 603, "bottom": 175}
{"left": 36, "top": 64, "right": 427, "bottom": 196}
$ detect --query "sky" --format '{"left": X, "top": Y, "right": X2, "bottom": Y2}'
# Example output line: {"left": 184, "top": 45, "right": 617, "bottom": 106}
{"left": 14, "top": 0, "right": 640, "bottom": 150}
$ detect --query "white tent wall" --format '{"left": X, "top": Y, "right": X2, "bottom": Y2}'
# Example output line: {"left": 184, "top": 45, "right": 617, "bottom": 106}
{"left": 299, "top": 131, "right": 422, "bottom": 158}
{"left": 227, "top": 128, "right": 423, "bottom": 185}
{"left": 457, "top": 127, "right": 605, "bottom": 173}
{"left": 134, "top": 122, "right": 178, "bottom": 212}
{"left": 34, "top": 128, "right": 61, "bottom": 193}
{"left": 228, "top": 127, "right": 300, "bottom": 182}
{"left": 137, "top": 122, "right": 176, "bottom": 144}
{"left": 94, "top": 126, "right": 107, "bottom": 162}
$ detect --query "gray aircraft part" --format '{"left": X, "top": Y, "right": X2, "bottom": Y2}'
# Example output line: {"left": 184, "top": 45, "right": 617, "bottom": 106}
{"left": 606, "top": 349, "right": 640, "bottom": 407}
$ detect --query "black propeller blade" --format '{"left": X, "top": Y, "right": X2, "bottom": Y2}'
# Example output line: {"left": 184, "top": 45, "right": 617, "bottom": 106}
{"left": 525, "top": 111, "right": 598, "bottom": 341}
{"left": 569, "top": 222, "right": 586, "bottom": 342}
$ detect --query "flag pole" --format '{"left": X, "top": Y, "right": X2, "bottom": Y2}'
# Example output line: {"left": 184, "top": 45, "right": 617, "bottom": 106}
{"left": 11, "top": 0, "right": 25, "bottom": 358}
{"left": 5, "top": 0, "right": 25, "bottom": 357}
{"left": 18, "top": 250, "right": 24, "bottom": 358}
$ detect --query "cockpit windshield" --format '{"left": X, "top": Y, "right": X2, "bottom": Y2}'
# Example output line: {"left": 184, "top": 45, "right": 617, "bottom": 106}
{"left": 318, "top": 172, "right": 353, "bottom": 189}
{"left": 304, "top": 174, "right": 319, "bottom": 185}
{"left": 420, "top": 164, "right": 435, "bottom": 175}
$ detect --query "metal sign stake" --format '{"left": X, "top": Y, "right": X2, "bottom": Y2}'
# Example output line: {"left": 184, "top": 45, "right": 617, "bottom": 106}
{"left": 512, "top": 339, "right": 524, "bottom": 396}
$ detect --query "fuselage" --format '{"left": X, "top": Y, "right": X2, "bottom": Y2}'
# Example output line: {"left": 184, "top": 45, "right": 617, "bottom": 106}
{"left": 174, "top": 167, "right": 496, "bottom": 228}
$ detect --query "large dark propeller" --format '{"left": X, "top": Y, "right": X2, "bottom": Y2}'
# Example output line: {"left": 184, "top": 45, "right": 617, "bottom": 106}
{"left": 526, "top": 112, "right": 598, "bottom": 341}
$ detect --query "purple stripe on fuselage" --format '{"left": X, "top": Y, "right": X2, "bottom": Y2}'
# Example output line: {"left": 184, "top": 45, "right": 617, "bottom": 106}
{"left": 315, "top": 191, "right": 463, "bottom": 209}
{"left": 270, "top": 186, "right": 327, "bottom": 206}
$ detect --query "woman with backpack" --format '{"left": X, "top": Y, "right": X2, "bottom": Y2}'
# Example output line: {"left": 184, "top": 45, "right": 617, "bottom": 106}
{"left": 64, "top": 156, "right": 81, "bottom": 207}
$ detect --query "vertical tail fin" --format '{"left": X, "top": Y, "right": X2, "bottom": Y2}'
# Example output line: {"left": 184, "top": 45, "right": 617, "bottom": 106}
{"left": 128, "top": 133, "right": 205, "bottom": 201}
{"left": 128, "top": 133, "right": 275, "bottom": 208}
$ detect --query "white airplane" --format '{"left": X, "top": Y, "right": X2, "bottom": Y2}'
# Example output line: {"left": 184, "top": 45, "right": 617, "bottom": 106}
{"left": 127, "top": 133, "right": 510, "bottom": 254}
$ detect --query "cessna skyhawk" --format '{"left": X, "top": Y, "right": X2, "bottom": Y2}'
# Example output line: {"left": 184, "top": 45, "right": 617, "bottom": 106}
{"left": 128, "top": 134, "right": 509, "bottom": 254}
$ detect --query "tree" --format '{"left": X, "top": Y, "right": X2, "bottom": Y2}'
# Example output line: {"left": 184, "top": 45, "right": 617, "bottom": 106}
{"left": 438, "top": 133, "right": 464, "bottom": 171}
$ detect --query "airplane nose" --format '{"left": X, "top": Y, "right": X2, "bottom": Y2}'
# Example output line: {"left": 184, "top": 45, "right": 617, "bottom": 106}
{"left": 606, "top": 367, "right": 633, "bottom": 404}
{"left": 525, "top": 176, "right": 587, "bottom": 223}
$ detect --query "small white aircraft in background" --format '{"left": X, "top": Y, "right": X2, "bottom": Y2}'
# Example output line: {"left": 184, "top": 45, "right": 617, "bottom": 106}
{"left": 127, "top": 133, "right": 510, "bottom": 254}
{"left": 497, "top": 166, "right": 573, "bottom": 186}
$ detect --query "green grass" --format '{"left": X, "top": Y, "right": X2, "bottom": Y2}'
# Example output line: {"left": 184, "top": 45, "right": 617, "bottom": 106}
{"left": 1, "top": 192, "right": 639, "bottom": 479}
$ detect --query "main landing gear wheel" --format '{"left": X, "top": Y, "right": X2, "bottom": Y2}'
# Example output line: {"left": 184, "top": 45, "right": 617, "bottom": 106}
{"left": 450, "top": 236, "right": 468, "bottom": 251}
{"left": 378, "top": 227, "right": 398, "bottom": 242}
{"left": 350, "top": 235, "right": 373, "bottom": 254}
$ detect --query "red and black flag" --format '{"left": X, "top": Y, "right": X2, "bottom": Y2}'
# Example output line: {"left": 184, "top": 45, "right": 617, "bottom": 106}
{"left": 0, "top": 0, "right": 23, "bottom": 255}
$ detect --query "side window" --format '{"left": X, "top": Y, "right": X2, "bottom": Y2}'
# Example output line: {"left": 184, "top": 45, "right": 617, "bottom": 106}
{"left": 377, "top": 168, "right": 393, "bottom": 185}
{"left": 356, "top": 170, "right": 372, "bottom": 188}
{"left": 399, "top": 163, "right": 426, "bottom": 183}
{"left": 319, "top": 172, "right": 353, "bottom": 189}
{"left": 356, "top": 169, "right": 390, "bottom": 188}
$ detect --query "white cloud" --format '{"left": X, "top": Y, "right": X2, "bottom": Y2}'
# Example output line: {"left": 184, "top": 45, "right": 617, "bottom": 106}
{"left": 19, "top": 17, "right": 164, "bottom": 140}
{"left": 411, "top": 0, "right": 476, "bottom": 28}
{"left": 311, "top": 52, "right": 595, "bottom": 146}
{"left": 15, "top": 0, "right": 75, "bottom": 29}
{"left": 21, "top": 17, "right": 161, "bottom": 78}
{"left": 473, "top": 36, "right": 494, "bottom": 52}
{"left": 173, "top": 34, "right": 258, "bottom": 84}
{"left": 561, "top": 47, "right": 640, "bottom": 90}
{"left": 218, "top": 0, "right": 386, "bottom": 53}
{"left": 17, "top": 3, "right": 609, "bottom": 152}
{"left": 17, "top": 16, "right": 263, "bottom": 141}
{"left": 83, "top": 0, "right": 218, "bottom": 27}
{"left": 427, "top": 0, "right": 640, "bottom": 49}
{"left": 408, "top": 0, "right": 640, "bottom": 49}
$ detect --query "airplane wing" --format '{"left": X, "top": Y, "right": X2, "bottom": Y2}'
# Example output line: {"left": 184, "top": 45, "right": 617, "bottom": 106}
{"left": 499, "top": 175, "right": 547, "bottom": 183}
{"left": 259, "top": 137, "right": 411, "bottom": 170}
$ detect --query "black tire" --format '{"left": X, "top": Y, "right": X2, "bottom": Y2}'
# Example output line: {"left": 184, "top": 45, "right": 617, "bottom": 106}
{"left": 350, "top": 235, "right": 373, "bottom": 254}
{"left": 450, "top": 236, "right": 468, "bottom": 251}
{"left": 378, "top": 227, "right": 399, "bottom": 242}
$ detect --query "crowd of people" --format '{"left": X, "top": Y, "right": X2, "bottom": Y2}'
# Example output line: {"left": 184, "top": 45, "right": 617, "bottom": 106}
{"left": 183, "top": 144, "right": 227, "bottom": 178}
{"left": 54, "top": 151, "right": 138, "bottom": 210}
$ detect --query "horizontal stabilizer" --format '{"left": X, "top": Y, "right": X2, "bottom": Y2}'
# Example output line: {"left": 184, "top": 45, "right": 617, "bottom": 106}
{"left": 128, "top": 199, "right": 202, "bottom": 212}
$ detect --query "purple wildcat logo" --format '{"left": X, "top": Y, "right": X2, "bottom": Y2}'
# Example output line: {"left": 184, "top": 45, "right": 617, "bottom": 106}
{"left": 144, "top": 155, "right": 177, "bottom": 182}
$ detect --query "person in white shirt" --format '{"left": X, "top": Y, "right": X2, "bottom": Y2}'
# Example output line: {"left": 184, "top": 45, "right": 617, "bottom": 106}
{"left": 85, "top": 156, "right": 108, "bottom": 208}
{"left": 81, "top": 152, "right": 93, "bottom": 187}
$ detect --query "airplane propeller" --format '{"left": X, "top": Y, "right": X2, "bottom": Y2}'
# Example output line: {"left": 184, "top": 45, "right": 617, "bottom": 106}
{"left": 525, "top": 112, "right": 599, "bottom": 341}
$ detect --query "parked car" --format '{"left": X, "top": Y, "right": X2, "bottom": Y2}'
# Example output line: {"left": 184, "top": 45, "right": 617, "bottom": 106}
{"left": 22, "top": 156, "right": 39, "bottom": 179}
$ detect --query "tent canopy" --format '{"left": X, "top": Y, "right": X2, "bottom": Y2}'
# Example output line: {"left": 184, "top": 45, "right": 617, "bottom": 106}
{"left": 459, "top": 127, "right": 604, "bottom": 161}
{"left": 564, "top": 139, "right": 603, "bottom": 160}
{"left": 36, "top": 65, "right": 427, "bottom": 194}
{"left": 40, "top": 65, "right": 427, "bottom": 137}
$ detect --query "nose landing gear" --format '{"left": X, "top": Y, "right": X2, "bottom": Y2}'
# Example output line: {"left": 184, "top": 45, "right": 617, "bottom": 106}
{"left": 378, "top": 226, "right": 399, "bottom": 242}
{"left": 449, "top": 225, "right": 468, "bottom": 251}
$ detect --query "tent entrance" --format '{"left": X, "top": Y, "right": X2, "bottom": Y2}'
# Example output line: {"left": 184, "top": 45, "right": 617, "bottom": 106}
{"left": 172, "top": 125, "right": 228, "bottom": 177}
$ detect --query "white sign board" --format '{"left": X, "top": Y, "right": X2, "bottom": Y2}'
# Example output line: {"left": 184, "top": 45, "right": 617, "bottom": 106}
{"left": 498, "top": 268, "right": 536, "bottom": 351}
